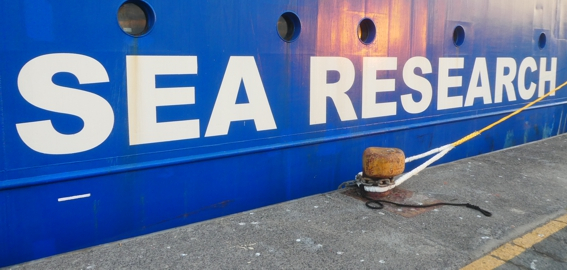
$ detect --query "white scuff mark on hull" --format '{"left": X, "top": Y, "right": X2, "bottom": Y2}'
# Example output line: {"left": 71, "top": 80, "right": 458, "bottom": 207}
{"left": 58, "top": 193, "right": 91, "bottom": 202}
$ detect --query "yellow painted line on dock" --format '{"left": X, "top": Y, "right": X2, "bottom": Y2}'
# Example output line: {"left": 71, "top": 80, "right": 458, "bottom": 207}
{"left": 461, "top": 213, "right": 567, "bottom": 270}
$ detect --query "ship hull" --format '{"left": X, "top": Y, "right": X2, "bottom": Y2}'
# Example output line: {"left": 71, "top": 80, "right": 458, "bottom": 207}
{"left": 2, "top": 0, "right": 567, "bottom": 266}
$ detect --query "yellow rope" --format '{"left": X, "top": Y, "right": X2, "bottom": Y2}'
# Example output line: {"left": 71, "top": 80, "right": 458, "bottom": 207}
{"left": 452, "top": 80, "right": 567, "bottom": 147}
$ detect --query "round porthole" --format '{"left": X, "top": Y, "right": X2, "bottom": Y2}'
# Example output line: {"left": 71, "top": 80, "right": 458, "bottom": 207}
{"left": 277, "top": 12, "right": 301, "bottom": 42}
{"left": 452, "top": 25, "right": 465, "bottom": 47}
{"left": 357, "top": 18, "right": 376, "bottom": 44}
{"left": 117, "top": 1, "right": 155, "bottom": 37}
{"left": 538, "top": 33, "right": 547, "bottom": 49}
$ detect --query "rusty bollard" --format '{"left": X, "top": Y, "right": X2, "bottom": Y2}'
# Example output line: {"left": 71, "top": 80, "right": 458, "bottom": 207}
{"left": 362, "top": 147, "right": 405, "bottom": 198}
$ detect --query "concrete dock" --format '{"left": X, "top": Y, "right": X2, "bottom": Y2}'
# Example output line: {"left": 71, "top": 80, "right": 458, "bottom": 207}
{"left": 5, "top": 134, "right": 567, "bottom": 269}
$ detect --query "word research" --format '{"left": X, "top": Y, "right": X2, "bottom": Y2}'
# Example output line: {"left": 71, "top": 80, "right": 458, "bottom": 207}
{"left": 15, "top": 53, "right": 557, "bottom": 155}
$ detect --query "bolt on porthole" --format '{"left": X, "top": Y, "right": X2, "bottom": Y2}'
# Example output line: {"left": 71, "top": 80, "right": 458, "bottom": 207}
{"left": 117, "top": 1, "right": 155, "bottom": 37}
{"left": 277, "top": 12, "right": 301, "bottom": 42}
{"left": 357, "top": 18, "right": 376, "bottom": 44}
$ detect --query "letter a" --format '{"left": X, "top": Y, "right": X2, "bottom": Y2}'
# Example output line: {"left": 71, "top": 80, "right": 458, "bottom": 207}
{"left": 205, "top": 56, "right": 277, "bottom": 137}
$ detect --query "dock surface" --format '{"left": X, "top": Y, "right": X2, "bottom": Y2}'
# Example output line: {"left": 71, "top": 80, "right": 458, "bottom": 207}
{"left": 6, "top": 134, "right": 567, "bottom": 269}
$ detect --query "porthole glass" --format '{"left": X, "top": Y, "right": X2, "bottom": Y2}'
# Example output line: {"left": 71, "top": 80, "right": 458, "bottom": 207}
{"left": 452, "top": 25, "right": 465, "bottom": 47}
{"left": 118, "top": 1, "right": 154, "bottom": 37}
{"left": 538, "top": 33, "right": 547, "bottom": 49}
{"left": 277, "top": 12, "right": 301, "bottom": 42}
{"left": 357, "top": 18, "right": 376, "bottom": 44}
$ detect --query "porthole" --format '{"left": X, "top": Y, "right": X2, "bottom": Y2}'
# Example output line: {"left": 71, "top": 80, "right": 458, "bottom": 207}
{"left": 452, "top": 25, "right": 465, "bottom": 47}
{"left": 538, "top": 33, "right": 547, "bottom": 49}
{"left": 117, "top": 1, "right": 155, "bottom": 37}
{"left": 357, "top": 18, "right": 376, "bottom": 44}
{"left": 277, "top": 12, "right": 301, "bottom": 42}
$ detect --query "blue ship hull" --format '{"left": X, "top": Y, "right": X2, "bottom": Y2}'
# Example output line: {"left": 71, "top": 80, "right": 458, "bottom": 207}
{"left": 2, "top": 0, "right": 567, "bottom": 266}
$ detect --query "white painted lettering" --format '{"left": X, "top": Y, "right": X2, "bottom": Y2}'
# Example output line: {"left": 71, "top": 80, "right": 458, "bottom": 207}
{"left": 205, "top": 56, "right": 277, "bottom": 137}
{"left": 16, "top": 53, "right": 114, "bottom": 154}
{"left": 309, "top": 57, "right": 357, "bottom": 125}
{"left": 362, "top": 57, "right": 397, "bottom": 118}
{"left": 401, "top": 56, "right": 433, "bottom": 114}
{"left": 127, "top": 56, "right": 199, "bottom": 145}
{"left": 464, "top": 58, "right": 492, "bottom": 106}
{"left": 539, "top": 57, "right": 557, "bottom": 97}
{"left": 494, "top": 57, "right": 517, "bottom": 103}
{"left": 437, "top": 58, "right": 464, "bottom": 110}
{"left": 518, "top": 57, "right": 537, "bottom": 100}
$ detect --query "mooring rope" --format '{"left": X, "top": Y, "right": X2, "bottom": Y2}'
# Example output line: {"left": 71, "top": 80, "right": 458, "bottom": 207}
{"left": 356, "top": 79, "right": 567, "bottom": 193}
{"left": 400, "top": 79, "right": 567, "bottom": 185}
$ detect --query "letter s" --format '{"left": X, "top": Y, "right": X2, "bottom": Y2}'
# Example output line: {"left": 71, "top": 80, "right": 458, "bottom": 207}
{"left": 16, "top": 53, "right": 114, "bottom": 154}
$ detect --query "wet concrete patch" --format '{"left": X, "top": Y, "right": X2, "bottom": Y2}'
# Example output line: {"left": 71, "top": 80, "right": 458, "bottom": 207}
{"left": 341, "top": 187, "right": 442, "bottom": 218}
